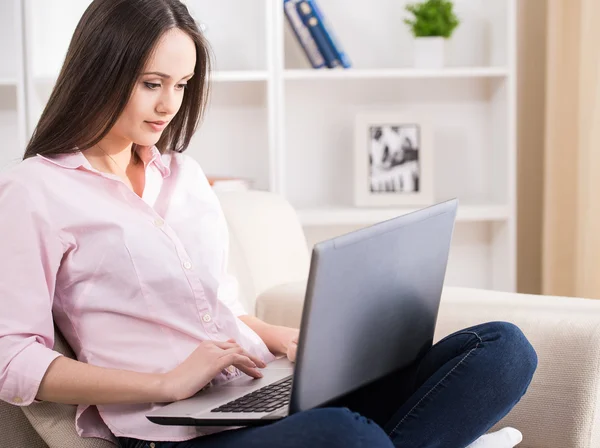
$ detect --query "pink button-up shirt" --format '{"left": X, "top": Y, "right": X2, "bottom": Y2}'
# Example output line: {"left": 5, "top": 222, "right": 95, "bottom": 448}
{"left": 0, "top": 146, "right": 275, "bottom": 443}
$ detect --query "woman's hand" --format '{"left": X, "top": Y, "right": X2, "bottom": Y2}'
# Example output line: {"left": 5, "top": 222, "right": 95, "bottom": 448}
{"left": 263, "top": 325, "right": 299, "bottom": 362}
{"left": 237, "top": 315, "right": 300, "bottom": 362}
{"left": 161, "top": 340, "right": 267, "bottom": 402}
{"left": 286, "top": 334, "right": 299, "bottom": 363}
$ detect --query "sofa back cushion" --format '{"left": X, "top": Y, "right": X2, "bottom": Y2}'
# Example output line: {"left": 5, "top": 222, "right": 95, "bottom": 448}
{"left": 216, "top": 190, "right": 310, "bottom": 308}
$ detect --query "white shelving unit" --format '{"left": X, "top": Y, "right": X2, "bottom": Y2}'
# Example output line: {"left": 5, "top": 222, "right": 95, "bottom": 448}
{"left": 10, "top": 0, "right": 517, "bottom": 292}
{"left": 278, "top": 0, "right": 517, "bottom": 292}
{"left": 0, "top": 0, "right": 27, "bottom": 172}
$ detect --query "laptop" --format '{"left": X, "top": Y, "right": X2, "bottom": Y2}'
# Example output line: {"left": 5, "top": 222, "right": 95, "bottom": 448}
{"left": 146, "top": 198, "right": 458, "bottom": 427}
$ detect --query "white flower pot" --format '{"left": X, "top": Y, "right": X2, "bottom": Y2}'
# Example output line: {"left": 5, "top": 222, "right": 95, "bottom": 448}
{"left": 413, "top": 37, "right": 446, "bottom": 69}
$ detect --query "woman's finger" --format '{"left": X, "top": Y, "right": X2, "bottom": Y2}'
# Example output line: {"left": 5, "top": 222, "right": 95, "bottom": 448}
{"left": 221, "top": 346, "right": 246, "bottom": 358}
{"left": 287, "top": 341, "right": 298, "bottom": 363}
{"left": 222, "top": 353, "right": 263, "bottom": 379}
{"left": 242, "top": 351, "right": 267, "bottom": 368}
{"left": 217, "top": 344, "right": 266, "bottom": 368}
{"left": 233, "top": 356, "right": 264, "bottom": 379}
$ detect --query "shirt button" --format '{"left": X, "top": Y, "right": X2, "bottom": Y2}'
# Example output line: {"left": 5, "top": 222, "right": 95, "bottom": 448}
{"left": 154, "top": 218, "right": 164, "bottom": 228}
{"left": 183, "top": 261, "right": 193, "bottom": 270}
{"left": 202, "top": 314, "right": 212, "bottom": 323}
{"left": 13, "top": 397, "right": 23, "bottom": 404}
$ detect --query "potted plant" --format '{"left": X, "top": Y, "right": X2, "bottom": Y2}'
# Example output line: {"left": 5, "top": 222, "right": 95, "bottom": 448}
{"left": 404, "top": 0, "right": 460, "bottom": 69}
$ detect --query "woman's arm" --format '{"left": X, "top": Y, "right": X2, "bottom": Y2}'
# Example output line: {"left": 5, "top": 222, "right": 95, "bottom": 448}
{"left": 36, "top": 356, "right": 167, "bottom": 405}
{"left": 37, "top": 339, "right": 266, "bottom": 405}
{"left": 239, "top": 315, "right": 299, "bottom": 358}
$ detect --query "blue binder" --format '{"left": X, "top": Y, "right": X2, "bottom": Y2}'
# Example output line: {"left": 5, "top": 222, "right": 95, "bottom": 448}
{"left": 295, "top": 0, "right": 342, "bottom": 68}
{"left": 283, "top": 0, "right": 326, "bottom": 69}
{"left": 311, "top": 0, "right": 352, "bottom": 68}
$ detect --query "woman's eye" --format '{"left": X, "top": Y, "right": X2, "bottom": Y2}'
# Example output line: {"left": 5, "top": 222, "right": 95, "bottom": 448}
{"left": 176, "top": 83, "right": 188, "bottom": 90}
{"left": 144, "top": 82, "right": 161, "bottom": 90}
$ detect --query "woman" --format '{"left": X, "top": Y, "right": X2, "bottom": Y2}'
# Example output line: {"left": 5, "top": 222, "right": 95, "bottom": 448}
{"left": 0, "top": 1, "right": 537, "bottom": 447}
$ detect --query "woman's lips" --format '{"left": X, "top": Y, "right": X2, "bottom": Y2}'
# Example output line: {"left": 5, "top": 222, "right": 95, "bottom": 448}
{"left": 145, "top": 121, "right": 168, "bottom": 132}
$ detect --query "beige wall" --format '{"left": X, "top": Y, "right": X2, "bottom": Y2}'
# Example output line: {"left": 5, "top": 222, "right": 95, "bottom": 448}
{"left": 517, "top": 0, "right": 547, "bottom": 294}
{"left": 542, "top": 0, "right": 600, "bottom": 299}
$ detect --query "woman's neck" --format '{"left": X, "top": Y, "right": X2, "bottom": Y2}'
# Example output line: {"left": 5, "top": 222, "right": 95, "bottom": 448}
{"left": 82, "top": 140, "right": 146, "bottom": 197}
{"left": 84, "top": 139, "right": 137, "bottom": 175}
{"left": 98, "top": 140, "right": 134, "bottom": 165}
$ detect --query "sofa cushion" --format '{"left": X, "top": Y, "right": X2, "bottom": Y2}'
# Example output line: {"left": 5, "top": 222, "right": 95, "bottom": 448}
{"left": 216, "top": 190, "right": 310, "bottom": 303}
{"left": 0, "top": 399, "right": 48, "bottom": 448}
{"left": 19, "top": 327, "right": 117, "bottom": 448}
{"left": 22, "top": 401, "right": 116, "bottom": 448}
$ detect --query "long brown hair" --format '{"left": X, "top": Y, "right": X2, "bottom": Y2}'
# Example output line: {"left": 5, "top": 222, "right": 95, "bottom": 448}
{"left": 23, "top": 0, "right": 211, "bottom": 160}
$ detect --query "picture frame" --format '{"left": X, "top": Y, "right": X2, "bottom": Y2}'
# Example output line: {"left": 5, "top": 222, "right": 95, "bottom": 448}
{"left": 353, "top": 111, "right": 435, "bottom": 207}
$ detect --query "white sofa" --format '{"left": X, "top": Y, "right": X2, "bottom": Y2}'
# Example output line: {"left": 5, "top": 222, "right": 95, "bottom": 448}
{"left": 2, "top": 189, "right": 600, "bottom": 448}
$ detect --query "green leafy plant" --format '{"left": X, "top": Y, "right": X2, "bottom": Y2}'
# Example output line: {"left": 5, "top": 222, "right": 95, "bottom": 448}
{"left": 404, "top": 0, "right": 460, "bottom": 38}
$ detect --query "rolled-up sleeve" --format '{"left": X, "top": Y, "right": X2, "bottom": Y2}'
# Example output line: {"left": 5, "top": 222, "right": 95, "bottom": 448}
{"left": 0, "top": 177, "right": 64, "bottom": 406}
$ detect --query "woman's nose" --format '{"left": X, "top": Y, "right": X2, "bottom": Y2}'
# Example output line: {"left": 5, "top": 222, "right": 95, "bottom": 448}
{"left": 157, "top": 89, "right": 179, "bottom": 115}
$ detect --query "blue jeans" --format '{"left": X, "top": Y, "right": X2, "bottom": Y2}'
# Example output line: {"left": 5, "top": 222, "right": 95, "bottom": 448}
{"left": 119, "top": 322, "right": 537, "bottom": 448}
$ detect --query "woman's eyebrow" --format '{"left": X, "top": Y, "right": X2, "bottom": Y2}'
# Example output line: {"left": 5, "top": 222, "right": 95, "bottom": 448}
{"left": 142, "top": 71, "right": 195, "bottom": 79}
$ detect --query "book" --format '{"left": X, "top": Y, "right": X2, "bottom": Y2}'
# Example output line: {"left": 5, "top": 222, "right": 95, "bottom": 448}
{"left": 311, "top": 0, "right": 352, "bottom": 68}
{"left": 295, "top": 0, "right": 343, "bottom": 68}
{"left": 283, "top": 0, "right": 326, "bottom": 69}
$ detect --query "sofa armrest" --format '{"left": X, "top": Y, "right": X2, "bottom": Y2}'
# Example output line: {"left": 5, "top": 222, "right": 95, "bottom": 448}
{"left": 255, "top": 281, "right": 307, "bottom": 328}
{"left": 436, "top": 287, "right": 600, "bottom": 448}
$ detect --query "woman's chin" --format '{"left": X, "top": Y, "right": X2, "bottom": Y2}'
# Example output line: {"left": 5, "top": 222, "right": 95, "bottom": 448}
{"left": 134, "top": 134, "right": 162, "bottom": 147}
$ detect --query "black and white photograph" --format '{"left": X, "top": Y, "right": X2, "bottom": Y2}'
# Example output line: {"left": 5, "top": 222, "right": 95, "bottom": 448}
{"left": 354, "top": 111, "right": 434, "bottom": 207}
{"left": 369, "top": 124, "right": 420, "bottom": 194}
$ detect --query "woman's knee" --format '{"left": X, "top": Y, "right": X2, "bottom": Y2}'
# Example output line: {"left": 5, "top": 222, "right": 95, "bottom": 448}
{"left": 481, "top": 321, "right": 538, "bottom": 388}
{"left": 295, "top": 408, "right": 393, "bottom": 448}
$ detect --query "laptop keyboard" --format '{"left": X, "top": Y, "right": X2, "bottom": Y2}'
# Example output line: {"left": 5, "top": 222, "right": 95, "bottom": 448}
{"left": 211, "top": 376, "right": 293, "bottom": 413}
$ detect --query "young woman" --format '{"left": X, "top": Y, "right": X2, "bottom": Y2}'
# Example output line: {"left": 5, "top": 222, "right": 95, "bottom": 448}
{"left": 0, "top": 1, "right": 537, "bottom": 447}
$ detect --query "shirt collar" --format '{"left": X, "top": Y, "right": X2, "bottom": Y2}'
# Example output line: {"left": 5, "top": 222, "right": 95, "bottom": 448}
{"left": 36, "top": 146, "right": 171, "bottom": 178}
{"left": 36, "top": 151, "right": 88, "bottom": 170}
{"left": 135, "top": 145, "right": 171, "bottom": 178}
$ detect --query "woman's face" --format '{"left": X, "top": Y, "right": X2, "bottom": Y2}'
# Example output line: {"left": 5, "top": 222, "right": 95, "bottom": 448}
{"left": 110, "top": 28, "right": 197, "bottom": 148}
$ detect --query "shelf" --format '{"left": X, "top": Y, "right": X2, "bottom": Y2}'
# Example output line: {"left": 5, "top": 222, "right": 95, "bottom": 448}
{"left": 296, "top": 204, "right": 510, "bottom": 226}
{"left": 31, "top": 68, "right": 505, "bottom": 84}
{"left": 284, "top": 67, "right": 509, "bottom": 81}
{"left": 33, "top": 71, "right": 269, "bottom": 85}
{"left": 211, "top": 71, "right": 268, "bottom": 82}
{"left": 0, "top": 78, "right": 18, "bottom": 86}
